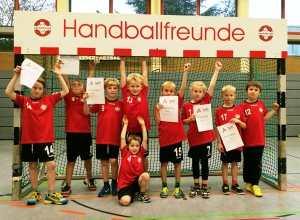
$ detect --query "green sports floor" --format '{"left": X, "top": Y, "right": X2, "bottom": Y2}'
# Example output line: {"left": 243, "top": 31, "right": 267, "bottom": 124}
{"left": 0, "top": 138, "right": 299, "bottom": 220}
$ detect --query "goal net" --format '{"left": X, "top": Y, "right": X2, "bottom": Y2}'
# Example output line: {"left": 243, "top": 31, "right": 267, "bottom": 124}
{"left": 20, "top": 55, "right": 278, "bottom": 194}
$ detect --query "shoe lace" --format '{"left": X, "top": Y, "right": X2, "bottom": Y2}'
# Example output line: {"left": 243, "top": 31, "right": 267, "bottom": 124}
{"left": 28, "top": 192, "right": 38, "bottom": 199}
{"left": 173, "top": 187, "right": 180, "bottom": 195}
{"left": 51, "top": 193, "right": 63, "bottom": 199}
{"left": 162, "top": 187, "right": 168, "bottom": 194}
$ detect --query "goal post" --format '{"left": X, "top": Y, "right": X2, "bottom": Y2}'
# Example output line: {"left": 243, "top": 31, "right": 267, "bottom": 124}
{"left": 12, "top": 11, "right": 287, "bottom": 199}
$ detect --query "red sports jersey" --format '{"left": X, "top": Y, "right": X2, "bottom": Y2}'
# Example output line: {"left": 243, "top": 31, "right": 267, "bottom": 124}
{"left": 239, "top": 100, "right": 267, "bottom": 147}
{"left": 155, "top": 94, "right": 186, "bottom": 147}
{"left": 13, "top": 93, "right": 62, "bottom": 144}
{"left": 122, "top": 86, "right": 150, "bottom": 132}
{"left": 182, "top": 93, "right": 215, "bottom": 147}
{"left": 64, "top": 92, "right": 91, "bottom": 133}
{"left": 214, "top": 105, "right": 246, "bottom": 152}
{"left": 118, "top": 146, "right": 145, "bottom": 191}
{"left": 89, "top": 98, "right": 123, "bottom": 146}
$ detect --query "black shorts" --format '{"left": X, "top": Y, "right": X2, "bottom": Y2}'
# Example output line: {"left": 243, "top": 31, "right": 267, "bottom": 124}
{"left": 221, "top": 150, "right": 241, "bottom": 163}
{"left": 96, "top": 144, "right": 119, "bottom": 160}
{"left": 188, "top": 142, "right": 212, "bottom": 159}
{"left": 160, "top": 142, "right": 183, "bottom": 163}
{"left": 21, "top": 143, "right": 55, "bottom": 162}
{"left": 126, "top": 131, "right": 149, "bottom": 157}
{"left": 118, "top": 176, "right": 139, "bottom": 203}
{"left": 66, "top": 133, "right": 93, "bottom": 162}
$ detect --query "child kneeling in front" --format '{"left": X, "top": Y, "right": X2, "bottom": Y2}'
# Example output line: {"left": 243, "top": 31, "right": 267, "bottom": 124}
{"left": 118, "top": 115, "right": 151, "bottom": 206}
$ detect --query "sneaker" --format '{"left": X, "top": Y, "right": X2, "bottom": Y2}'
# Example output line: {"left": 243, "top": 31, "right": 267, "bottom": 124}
{"left": 231, "top": 183, "right": 245, "bottom": 195}
{"left": 189, "top": 186, "right": 200, "bottom": 198}
{"left": 27, "top": 191, "right": 41, "bottom": 205}
{"left": 111, "top": 182, "right": 118, "bottom": 196}
{"left": 160, "top": 186, "right": 168, "bottom": 198}
{"left": 98, "top": 185, "right": 111, "bottom": 197}
{"left": 173, "top": 187, "right": 184, "bottom": 199}
{"left": 44, "top": 193, "right": 68, "bottom": 205}
{"left": 61, "top": 184, "right": 71, "bottom": 197}
{"left": 222, "top": 184, "right": 230, "bottom": 195}
{"left": 246, "top": 183, "right": 252, "bottom": 192}
{"left": 137, "top": 192, "right": 151, "bottom": 203}
{"left": 201, "top": 187, "right": 211, "bottom": 198}
{"left": 251, "top": 185, "right": 263, "bottom": 197}
{"left": 84, "top": 178, "right": 97, "bottom": 191}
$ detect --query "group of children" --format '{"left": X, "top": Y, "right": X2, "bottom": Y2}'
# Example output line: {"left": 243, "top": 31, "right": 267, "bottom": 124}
{"left": 5, "top": 57, "right": 279, "bottom": 206}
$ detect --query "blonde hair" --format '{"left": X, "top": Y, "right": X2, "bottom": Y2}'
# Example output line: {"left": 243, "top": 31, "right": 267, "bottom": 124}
{"left": 126, "top": 73, "right": 143, "bottom": 85}
{"left": 161, "top": 81, "right": 176, "bottom": 91}
{"left": 189, "top": 81, "right": 207, "bottom": 93}
{"left": 126, "top": 134, "right": 141, "bottom": 146}
{"left": 246, "top": 81, "right": 262, "bottom": 92}
{"left": 36, "top": 77, "right": 46, "bottom": 88}
{"left": 222, "top": 85, "right": 236, "bottom": 94}
{"left": 104, "top": 78, "right": 120, "bottom": 89}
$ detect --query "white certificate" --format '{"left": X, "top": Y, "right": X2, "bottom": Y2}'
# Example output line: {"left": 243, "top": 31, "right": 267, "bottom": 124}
{"left": 159, "top": 96, "right": 178, "bottom": 122}
{"left": 86, "top": 78, "right": 104, "bottom": 104}
{"left": 217, "top": 122, "right": 244, "bottom": 152}
{"left": 60, "top": 56, "right": 80, "bottom": 75}
{"left": 20, "top": 58, "right": 44, "bottom": 88}
{"left": 194, "top": 104, "right": 213, "bottom": 132}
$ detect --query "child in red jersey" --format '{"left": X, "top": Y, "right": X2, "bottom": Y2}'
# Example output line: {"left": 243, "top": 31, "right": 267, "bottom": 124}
{"left": 182, "top": 61, "right": 222, "bottom": 199}
{"left": 239, "top": 81, "right": 279, "bottom": 197}
{"left": 5, "top": 63, "right": 69, "bottom": 205}
{"left": 83, "top": 78, "right": 123, "bottom": 197}
{"left": 118, "top": 116, "right": 151, "bottom": 206}
{"left": 120, "top": 57, "right": 150, "bottom": 172}
{"left": 215, "top": 85, "right": 246, "bottom": 195}
{"left": 60, "top": 60, "right": 96, "bottom": 197}
{"left": 154, "top": 63, "right": 190, "bottom": 199}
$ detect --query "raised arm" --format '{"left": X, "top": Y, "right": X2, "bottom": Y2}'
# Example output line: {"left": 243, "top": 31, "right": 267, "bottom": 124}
{"left": 5, "top": 66, "right": 21, "bottom": 101}
{"left": 88, "top": 60, "right": 96, "bottom": 78}
{"left": 141, "top": 57, "right": 148, "bottom": 87}
{"left": 52, "top": 62, "right": 69, "bottom": 98}
{"left": 120, "top": 57, "right": 126, "bottom": 88}
{"left": 137, "top": 116, "right": 147, "bottom": 150}
{"left": 82, "top": 93, "right": 91, "bottom": 115}
{"left": 207, "top": 61, "right": 222, "bottom": 96}
{"left": 178, "top": 63, "right": 190, "bottom": 98}
{"left": 264, "top": 102, "right": 279, "bottom": 121}
{"left": 120, "top": 115, "right": 128, "bottom": 149}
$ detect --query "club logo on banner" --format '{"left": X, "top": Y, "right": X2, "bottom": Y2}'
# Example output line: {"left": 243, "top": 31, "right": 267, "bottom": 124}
{"left": 258, "top": 25, "right": 273, "bottom": 42}
{"left": 34, "top": 19, "right": 52, "bottom": 37}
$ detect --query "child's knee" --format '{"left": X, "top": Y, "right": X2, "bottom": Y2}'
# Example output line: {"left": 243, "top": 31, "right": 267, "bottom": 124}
{"left": 119, "top": 196, "right": 131, "bottom": 206}
{"left": 141, "top": 172, "right": 150, "bottom": 180}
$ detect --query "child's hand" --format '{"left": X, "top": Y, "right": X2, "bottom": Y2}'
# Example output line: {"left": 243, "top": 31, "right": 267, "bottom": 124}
{"left": 137, "top": 116, "right": 145, "bottom": 125}
{"left": 120, "top": 57, "right": 126, "bottom": 61}
{"left": 273, "top": 102, "right": 280, "bottom": 111}
{"left": 190, "top": 114, "right": 196, "bottom": 122}
{"left": 83, "top": 92, "right": 89, "bottom": 100}
{"left": 155, "top": 103, "right": 163, "bottom": 111}
{"left": 218, "top": 143, "right": 225, "bottom": 153}
{"left": 183, "top": 63, "right": 191, "bottom": 71}
{"left": 215, "top": 61, "right": 222, "bottom": 71}
{"left": 14, "top": 66, "right": 22, "bottom": 75}
{"left": 123, "top": 115, "right": 129, "bottom": 125}
{"left": 89, "top": 60, "right": 96, "bottom": 70}
{"left": 52, "top": 60, "right": 63, "bottom": 75}
{"left": 230, "top": 118, "right": 240, "bottom": 124}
